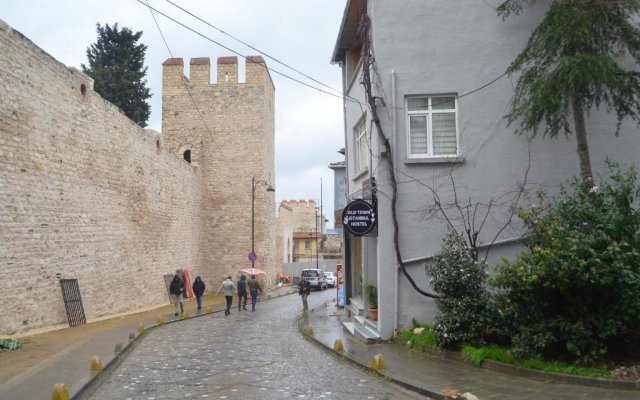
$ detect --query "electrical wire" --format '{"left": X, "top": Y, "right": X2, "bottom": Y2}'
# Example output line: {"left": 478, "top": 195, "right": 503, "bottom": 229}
{"left": 134, "top": 0, "right": 356, "bottom": 104}
{"left": 145, "top": 0, "right": 214, "bottom": 137}
{"left": 161, "top": 0, "right": 347, "bottom": 98}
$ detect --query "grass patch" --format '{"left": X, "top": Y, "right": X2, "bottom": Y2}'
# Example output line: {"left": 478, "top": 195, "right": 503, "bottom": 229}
{"left": 461, "top": 344, "right": 611, "bottom": 378}
{"left": 399, "top": 325, "right": 438, "bottom": 353}
{"left": 0, "top": 338, "right": 21, "bottom": 351}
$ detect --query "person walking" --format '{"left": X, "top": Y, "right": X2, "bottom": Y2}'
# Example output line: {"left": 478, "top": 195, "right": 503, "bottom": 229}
{"left": 216, "top": 276, "right": 235, "bottom": 316}
{"left": 237, "top": 274, "right": 248, "bottom": 311}
{"left": 169, "top": 274, "right": 184, "bottom": 317}
{"left": 299, "top": 275, "right": 311, "bottom": 312}
{"left": 247, "top": 274, "right": 263, "bottom": 312}
{"left": 192, "top": 276, "right": 205, "bottom": 310}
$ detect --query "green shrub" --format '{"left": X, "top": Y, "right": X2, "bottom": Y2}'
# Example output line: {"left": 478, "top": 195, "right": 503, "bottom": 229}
{"left": 426, "top": 229, "right": 497, "bottom": 349}
{"left": 0, "top": 338, "right": 21, "bottom": 351}
{"left": 494, "top": 162, "right": 640, "bottom": 363}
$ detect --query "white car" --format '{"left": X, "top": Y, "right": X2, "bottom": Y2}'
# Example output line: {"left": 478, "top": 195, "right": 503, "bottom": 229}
{"left": 301, "top": 269, "right": 327, "bottom": 290}
{"left": 324, "top": 271, "right": 336, "bottom": 288}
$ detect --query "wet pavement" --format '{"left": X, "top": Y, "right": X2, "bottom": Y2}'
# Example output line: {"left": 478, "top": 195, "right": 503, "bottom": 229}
{"left": 86, "top": 290, "right": 430, "bottom": 400}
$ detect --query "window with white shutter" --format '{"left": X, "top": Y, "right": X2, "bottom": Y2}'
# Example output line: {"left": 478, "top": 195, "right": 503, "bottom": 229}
{"left": 406, "top": 95, "right": 458, "bottom": 157}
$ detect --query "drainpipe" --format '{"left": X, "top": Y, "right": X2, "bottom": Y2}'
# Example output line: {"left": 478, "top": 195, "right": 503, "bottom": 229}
{"left": 391, "top": 69, "right": 399, "bottom": 335}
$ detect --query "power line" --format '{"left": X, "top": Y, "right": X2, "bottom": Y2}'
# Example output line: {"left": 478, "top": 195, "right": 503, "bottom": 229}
{"left": 144, "top": 0, "right": 214, "bottom": 138}
{"left": 134, "top": 0, "right": 351, "bottom": 103}
{"left": 161, "top": 0, "right": 346, "bottom": 98}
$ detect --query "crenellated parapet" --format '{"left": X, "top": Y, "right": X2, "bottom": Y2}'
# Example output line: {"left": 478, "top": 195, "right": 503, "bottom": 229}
{"left": 161, "top": 55, "right": 273, "bottom": 88}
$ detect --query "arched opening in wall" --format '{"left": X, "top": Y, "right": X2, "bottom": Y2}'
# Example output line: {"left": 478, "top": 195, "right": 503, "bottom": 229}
{"left": 80, "top": 84, "right": 87, "bottom": 95}
{"left": 183, "top": 150, "right": 191, "bottom": 164}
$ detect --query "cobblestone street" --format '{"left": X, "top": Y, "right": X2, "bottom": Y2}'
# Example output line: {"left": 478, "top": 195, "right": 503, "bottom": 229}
{"left": 87, "top": 291, "right": 430, "bottom": 400}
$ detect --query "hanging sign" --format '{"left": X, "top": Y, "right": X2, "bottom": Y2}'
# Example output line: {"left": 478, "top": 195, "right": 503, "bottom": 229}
{"left": 342, "top": 199, "right": 377, "bottom": 236}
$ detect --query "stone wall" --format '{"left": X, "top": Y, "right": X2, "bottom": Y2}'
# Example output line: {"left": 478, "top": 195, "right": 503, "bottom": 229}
{"left": 0, "top": 20, "right": 204, "bottom": 335}
{"left": 162, "top": 56, "right": 276, "bottom": 287}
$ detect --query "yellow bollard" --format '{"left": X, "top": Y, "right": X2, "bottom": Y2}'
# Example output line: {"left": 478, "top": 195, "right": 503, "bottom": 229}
{"left": 333, "top": 338, "right": 344, "bottom": 353}
{"left": 181, "top": 311, "right": 189, "bottom": 319}
{"left": 137, "top": 322, "right": 145, "bottom": 334}
{"left": 305, "top": 324, "right": 314, "bottom": 336}
{"left": 90, "top": 356, "right": 103, "bottom": 372}
{"left": 206, "top": 306, "right": 212, "bottom": 313}
{"left": 156, "top": 316, "right": 165, "bottom": 325}
{"left": 51, "top": 383, "right": 69, "bottom": 400}
{"left": 370, "top": 353, "right": 386, "bottom": 370}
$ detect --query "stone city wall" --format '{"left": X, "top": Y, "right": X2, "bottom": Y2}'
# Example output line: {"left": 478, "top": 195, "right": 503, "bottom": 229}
{"left": 0, "top": 20, "right": 204, "bottom": 335}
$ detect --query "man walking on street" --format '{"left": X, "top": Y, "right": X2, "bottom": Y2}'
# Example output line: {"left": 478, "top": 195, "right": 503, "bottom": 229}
{"left": 247, "top": 274, "right": 262, "bottom": 312}
{"left": 299, "top": 275, "right": 311, "bottom": 312}
{"left": 217, "top": 276, "right": 235, "bottom": 316}
{"left": 237, "top": 274, "right": 248, "bottom": 311}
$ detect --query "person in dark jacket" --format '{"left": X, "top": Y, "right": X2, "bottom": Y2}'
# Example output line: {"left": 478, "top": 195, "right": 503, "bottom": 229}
{"left": 192, "top": 276, "right": 206, "bottom": 310}
{"left": 247, "top": 274, "right": 263, "bottom": 312}
{"left": 299, "top": 275, "right": 311, "bottom": 312}
{"left": 237, "top": 274, "right": 248, "bottom": 311}
{"left": 169, "top": 274, "right": 184, "bottom": 316}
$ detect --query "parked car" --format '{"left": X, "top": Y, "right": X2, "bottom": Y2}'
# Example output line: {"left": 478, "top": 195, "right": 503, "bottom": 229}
{"left": 301, "top": 269, "right": 327, "bottom": 290}
{"left": 324, "top": 271, "right": 336, "bottom": 288}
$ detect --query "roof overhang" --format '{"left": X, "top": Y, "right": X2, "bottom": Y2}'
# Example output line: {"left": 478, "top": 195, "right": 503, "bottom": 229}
{"left": 331, "top": 0, "right": 367, "bottom": 64}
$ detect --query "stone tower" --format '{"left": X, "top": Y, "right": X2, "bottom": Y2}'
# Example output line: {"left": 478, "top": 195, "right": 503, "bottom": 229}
{"left": 161, "top": 56, "right": 276, "bottom": 285}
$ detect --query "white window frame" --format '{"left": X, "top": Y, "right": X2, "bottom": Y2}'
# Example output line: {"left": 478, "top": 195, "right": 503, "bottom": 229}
{"left": 353, "top": 116, "right": 369, "bottom": 174}
{"left": 405, "top": 95, "right": 459, "bottom": 158}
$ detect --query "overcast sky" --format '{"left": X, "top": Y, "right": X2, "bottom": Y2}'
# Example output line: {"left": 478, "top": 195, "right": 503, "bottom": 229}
{"left": 3, "top": 0, "right": 346, "bottom": 225}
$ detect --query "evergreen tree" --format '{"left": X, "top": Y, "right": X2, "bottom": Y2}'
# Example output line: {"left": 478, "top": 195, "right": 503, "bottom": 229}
{"left": 498, "top": 0, "right": 640, "bottom": 181}
{"left": 82, "top": 23, "right": 151, "bottom": 127}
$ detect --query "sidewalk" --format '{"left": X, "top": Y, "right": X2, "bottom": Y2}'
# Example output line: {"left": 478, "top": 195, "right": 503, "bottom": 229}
{"left": 300, "top": 299, "right": 640, "bottom": 400}
{"left": 0, "top": 287, "right": 296, "bottom": 400}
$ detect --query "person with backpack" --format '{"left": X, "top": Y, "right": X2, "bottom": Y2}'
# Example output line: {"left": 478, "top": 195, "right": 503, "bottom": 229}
{"left": 169, "top": 274, "right": 184, "bottom": 317}
{"left": 247, "top": 274, "right": 263, "bottom": 312}
{"left": 299, "top": 275, "right": 311, "bottom": 312}
{"left": 237, "top": 274, "right": 248, "bottom": 311}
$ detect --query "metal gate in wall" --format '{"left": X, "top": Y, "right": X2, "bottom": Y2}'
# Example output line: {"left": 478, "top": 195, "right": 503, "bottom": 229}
{"left": 59, "top": 279, "right": 87, "bottom": 327}
{"left": 163, "top": 274, "right": 176, "bottom": 303}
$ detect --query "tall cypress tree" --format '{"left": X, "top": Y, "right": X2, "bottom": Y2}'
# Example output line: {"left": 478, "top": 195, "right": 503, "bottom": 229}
{"left": 82, "top": 23, "right": 151, "bottom": 127}
{"left": 499, "top": 0, "right": 640, "bottom": 181}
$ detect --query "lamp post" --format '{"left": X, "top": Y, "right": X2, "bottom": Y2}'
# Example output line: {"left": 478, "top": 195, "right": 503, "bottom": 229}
{"left": 251, "top": 177, "right": 275, "bottom": 269}
{"left": 315, "top": 207, "right": 319, "bottom": 268}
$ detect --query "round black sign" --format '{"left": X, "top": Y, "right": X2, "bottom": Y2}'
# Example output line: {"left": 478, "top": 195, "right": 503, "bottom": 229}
{"left": 342, "top": 199, "right": 376, "bottom": 236}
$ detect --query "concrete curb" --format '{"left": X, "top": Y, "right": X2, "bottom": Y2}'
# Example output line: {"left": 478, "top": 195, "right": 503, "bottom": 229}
{"left": 295, "top": 305, "right": 446, "bottom": 400}
{"left": 71, "top": 288, "right": 297, "bottom": 400}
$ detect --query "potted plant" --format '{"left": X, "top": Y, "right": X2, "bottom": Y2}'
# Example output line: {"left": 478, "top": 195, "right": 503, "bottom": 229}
{"left": 364, "top": 283, "right": 378, "bottom": 321}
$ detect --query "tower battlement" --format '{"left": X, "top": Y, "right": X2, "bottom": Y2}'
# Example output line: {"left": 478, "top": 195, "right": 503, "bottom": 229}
{"left": 161, "top": 55, "right": 273, "bottom": 88}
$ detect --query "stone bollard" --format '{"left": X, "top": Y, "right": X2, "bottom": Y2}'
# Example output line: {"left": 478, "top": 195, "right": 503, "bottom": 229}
{"left": 305, "top": 324, "right": 314, "bottom": 336}
{"left": 370, "top": 353, "right": 386, "bottom": 371}
{"left": 156, "top": 316, "right": 165, "bottom": 325}
{"left": 51, "top": 383, "right": 69, "bottom": 400}
{"left": 333, "top": 338, "right": 344, "bottom": 353}
{"left": 90, "top": 356, "right": 103, "bottom": 372}
{"left": 128, "top": 332, "right": 136, "bottom": 341}
{"left": 137, "top": 322, "right": 145, "bottom": 334}
{"left": 181, "top": 311, "right": 189, "bottom": 319}
{"left": 114, "top": 342, "right": 123, "bottom": 354}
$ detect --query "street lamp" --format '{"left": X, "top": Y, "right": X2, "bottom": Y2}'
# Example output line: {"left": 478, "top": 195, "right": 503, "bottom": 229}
{"left": 251, "top": 177, "right": 275, "bottom": 269}
{"left": 315, "top": 207, "right": 319, "bottom": 268}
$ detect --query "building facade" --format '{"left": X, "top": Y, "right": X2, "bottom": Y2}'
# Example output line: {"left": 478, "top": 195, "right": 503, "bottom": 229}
{"left": 332, "top": 0, "right": 640, "bottom": 340}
